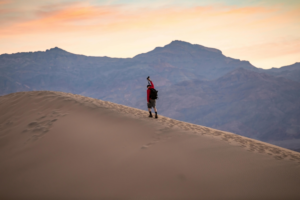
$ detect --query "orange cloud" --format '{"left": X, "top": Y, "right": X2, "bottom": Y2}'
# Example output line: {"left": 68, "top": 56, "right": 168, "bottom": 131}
{"left": 0, "top": 0, "right": 11, "bottom": 5}
{"left": 0, "top": 4, "right": 278, "bottom": 36}
{"left": 0, "top": 2, "right": 299, "bottom": 68}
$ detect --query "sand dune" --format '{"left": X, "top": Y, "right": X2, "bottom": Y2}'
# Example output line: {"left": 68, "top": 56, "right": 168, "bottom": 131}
{"left": 0, "top": 91, "right": 300, "bottom": 200}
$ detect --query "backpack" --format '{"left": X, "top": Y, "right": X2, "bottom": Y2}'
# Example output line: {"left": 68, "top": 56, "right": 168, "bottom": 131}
{"left": 149, "top": 88, "right": 158, "bottom": 99}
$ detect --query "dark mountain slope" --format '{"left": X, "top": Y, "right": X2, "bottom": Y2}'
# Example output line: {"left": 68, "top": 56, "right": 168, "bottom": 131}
{"left": 157, "top": 68, "right": 300, "bottom": 142}
{"left": 0, "top": 47, "right": 128, "bottom": 95}
{"left": 133, "top": 40, "right": 258, "bottom": 81}
{"left": 1, "top": 41, "right": 299, "bottom": 149}
{"left": 263, "top": 62, "right": 300, "bottom": 82}
{"left": 0, "top": 40, "right": 260, "bottom": 104}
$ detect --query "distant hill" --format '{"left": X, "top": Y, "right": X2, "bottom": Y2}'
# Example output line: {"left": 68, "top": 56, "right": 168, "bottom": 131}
{"left": 154, "top": 68, "right": 300, "bottom": 144}
{"left": 0, "top": 40, "right": 299, "bottom": 150}
{"left": 133, "top": 40, "right": 258, "bottom": 81}
{"left": 263, "top": 62, "right": 300, "bottom": 83}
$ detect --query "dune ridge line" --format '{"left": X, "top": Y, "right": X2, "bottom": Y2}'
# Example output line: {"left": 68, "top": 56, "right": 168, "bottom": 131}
{"left": 1, "top": 90, "right": 300, "bottom": 164}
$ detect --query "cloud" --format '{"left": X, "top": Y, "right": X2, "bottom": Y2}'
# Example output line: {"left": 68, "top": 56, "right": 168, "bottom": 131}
{"left": 0, "top": 3, "right": 278, "bottom": 35}
{"left": 0, "top": 0, "right": 11, "bottom": 4}
{"left": 0, "top": 0, "right": 299, "bottom": 68}
{"left": 0, "top": 3, "right": 297, "bottom": 38}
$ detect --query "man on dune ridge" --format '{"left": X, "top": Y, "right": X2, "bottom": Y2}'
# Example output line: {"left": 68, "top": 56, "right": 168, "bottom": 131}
{"left": 147, "top": 76, "right": 158, "bottom": 118}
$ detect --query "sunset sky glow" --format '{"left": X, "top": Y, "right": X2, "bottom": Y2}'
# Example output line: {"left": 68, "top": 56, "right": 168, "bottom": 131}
{"left": 0, "top": 0, "right": 299, "bottom": 68}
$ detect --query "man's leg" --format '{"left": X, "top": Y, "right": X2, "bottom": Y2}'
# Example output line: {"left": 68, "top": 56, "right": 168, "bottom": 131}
{"left": 154, "top": 107, "right": 158, "bottom": 118}
{"left": 148, "top": 106, "right": 153, "bottom": 117}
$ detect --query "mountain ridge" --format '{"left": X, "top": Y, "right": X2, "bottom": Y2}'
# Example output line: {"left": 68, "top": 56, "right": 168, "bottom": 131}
{"left": 157, "top": 67, "right": 300, "bottom": 142}
{"left": 1, "top": 40, "right": 300, "bottom": 150}
{"left": 1, "top": 41, "right": 298, "bottom": 73}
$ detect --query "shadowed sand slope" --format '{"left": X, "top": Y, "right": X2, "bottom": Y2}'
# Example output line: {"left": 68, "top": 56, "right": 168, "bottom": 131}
{"left": 0, "top": 91, "right": 300, "bottom": 200}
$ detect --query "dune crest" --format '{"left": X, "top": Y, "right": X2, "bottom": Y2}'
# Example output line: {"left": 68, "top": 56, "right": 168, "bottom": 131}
{"left": 1, "top": 91, "right": 300, "bottom": 200}
{"left": 14, "top": 91, "right": 297, "bottom": 163}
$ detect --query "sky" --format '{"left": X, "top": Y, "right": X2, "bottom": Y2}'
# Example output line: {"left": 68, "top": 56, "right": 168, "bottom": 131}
{"left": 0, "top": 0, "right": 299, "bottom": 69}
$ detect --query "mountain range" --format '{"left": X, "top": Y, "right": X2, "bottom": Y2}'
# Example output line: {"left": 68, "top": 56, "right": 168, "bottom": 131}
{"left": 1, "top": 40, "right": 299, "bottom": 150}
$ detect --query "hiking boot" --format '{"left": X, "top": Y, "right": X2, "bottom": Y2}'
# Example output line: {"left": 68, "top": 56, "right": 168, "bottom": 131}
{"left": 149, "top": 113, "right": 153, "bottom": 118}
{"left": 155, "top": 113, "right": 158, "bottom": 119}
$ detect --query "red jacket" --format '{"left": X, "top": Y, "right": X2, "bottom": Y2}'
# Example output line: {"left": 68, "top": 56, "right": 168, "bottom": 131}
{"left": 147, "top": 81, "right": 154, "bottom": 102}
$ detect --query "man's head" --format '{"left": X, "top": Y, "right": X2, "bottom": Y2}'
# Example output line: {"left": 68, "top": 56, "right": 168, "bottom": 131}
{"left": 147, "top": 85, "right": 151, "bottom": 88}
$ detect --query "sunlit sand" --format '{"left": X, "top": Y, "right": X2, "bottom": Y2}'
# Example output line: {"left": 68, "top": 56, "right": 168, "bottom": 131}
{"left": 1, "top": 91, "right": 300, "bottom": 200}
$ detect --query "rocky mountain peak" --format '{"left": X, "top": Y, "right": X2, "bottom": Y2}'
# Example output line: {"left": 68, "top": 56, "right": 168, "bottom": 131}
{"left": 166, "top": 40, "right": 222, "bottom": 54}
{"left": 134, "top": 40, "right": 223, "bottom": 61}
{"left": 46, "top": 47, "right": 71, "bottom": 55}
{"left": 168, "top": 40, "right": 192, "bottom": 47}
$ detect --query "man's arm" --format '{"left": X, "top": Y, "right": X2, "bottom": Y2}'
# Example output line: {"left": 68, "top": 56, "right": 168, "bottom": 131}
{"left": 148, "top": 78, "right": 154, "bottom": 88}
{"left": 150, "top": 80, "right": 154, "bottom": 88}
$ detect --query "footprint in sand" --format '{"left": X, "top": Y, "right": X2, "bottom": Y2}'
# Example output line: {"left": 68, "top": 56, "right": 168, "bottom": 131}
{"left": 23, "top": 109, "right": 67, "bottom": 143}
{"left": 141, "top": 142, "right": 155, "bottom": 149}
{"left": 141, "top": 127, "right": 173, "bottom": 150}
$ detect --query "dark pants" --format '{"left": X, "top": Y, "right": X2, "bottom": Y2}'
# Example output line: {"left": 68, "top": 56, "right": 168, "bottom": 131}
{"left": 147, "top": 99, "right": 156, "bottom": 108}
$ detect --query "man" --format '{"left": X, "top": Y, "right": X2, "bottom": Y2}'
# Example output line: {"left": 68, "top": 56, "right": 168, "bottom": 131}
{"left": 147, "top": 76, "right": 158, "bottom": 118}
